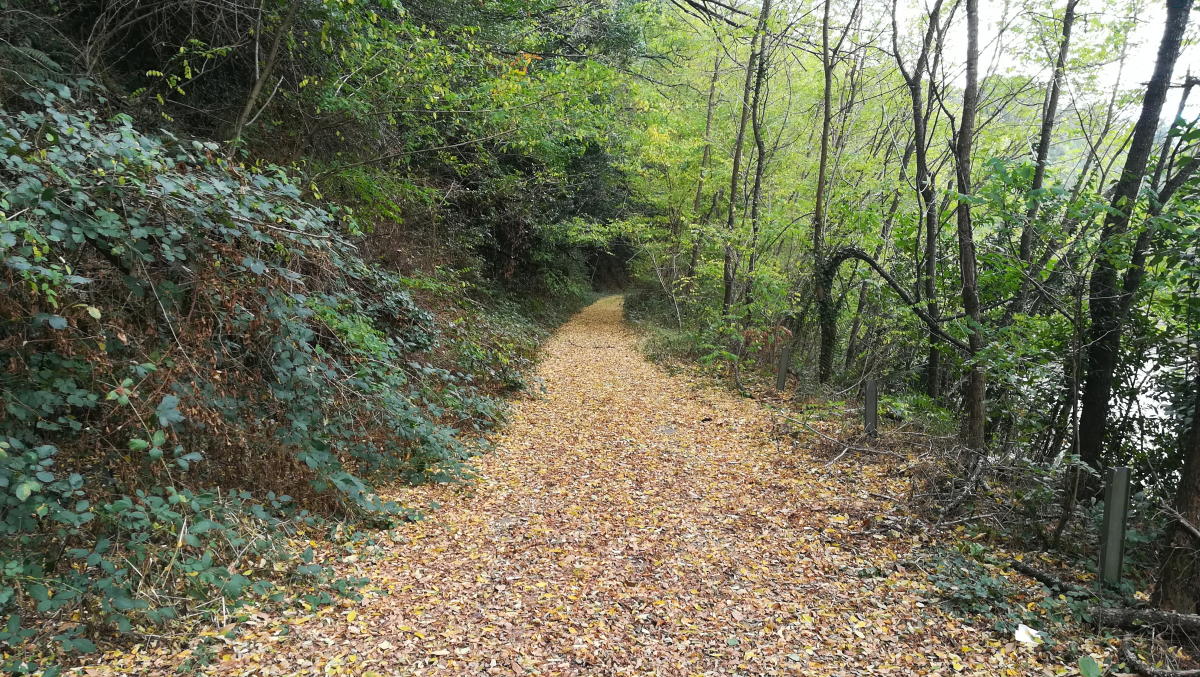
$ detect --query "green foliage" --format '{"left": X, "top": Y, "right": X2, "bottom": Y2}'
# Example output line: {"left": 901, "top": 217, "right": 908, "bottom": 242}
{"left": 0, "top": 45, "right": 64, "bottom": 87}
{"left": 0, "top": 0, "right": 638, "bottom": 669}
{"left": 924, "top": 549, "right": 1093, "bottom": 636}
{"left": 879, "top": 394, "right": 955, "bottom": 435}
{"left": 1079, "top": 655, "right": 1104, "bottom": 677}
{"left": 0, "top": 84, "right": 545, "bottom": 669}
{"left": 406, "top": 266, "right": 595, "bottom": 393}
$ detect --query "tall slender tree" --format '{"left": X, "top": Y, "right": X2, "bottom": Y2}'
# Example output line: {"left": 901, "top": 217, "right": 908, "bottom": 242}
{"left": 685, "top": 54, "right": 725, "bottom": 288}
{"left": 1020, "top": 0, "right": 1079, "bottom": 262}
{"left": 815, "top": 0, "right": 863, "bottom": 382}
{"left": 955, "top": 0, "right": 986, "bottom": 451}
{"left": 891, "top": 0, "right": 950, "bottom": 398}
{"left": 723, "top": 0, "right": 774, "bottom": 318}
{"left": 1009, "top": 0, "right": 1080, "bottom": 319}
{"left": 1077, "top": 0, "right": 1193, "bottom": 472}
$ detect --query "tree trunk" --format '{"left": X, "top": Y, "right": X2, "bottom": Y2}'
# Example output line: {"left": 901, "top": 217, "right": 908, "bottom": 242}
{"left": 684, "top": 55, "right": 723, "bottom": 291}
{"left": 743, "top": 24, "right": 774, "bottom": 311}
{"left": 1016, "top": 30, "right": 1129, "bottom": 323}
{"left": 1077, "top": 0, "right": 1192, "bottom": 472}
{"left": 814, "top": 0, "right": 864, "bottom": 381}
{"left": 723, "top": 0, "right": 773, "bottom": 319}
{"left": 846, "top": 140, "right": 914, "bottom": 370}
{"left": 955, "top": 0, "right": 986, "bottom": 451}
{"left": 923, "top": 180, "right": 940, "bottom": 400}
{"left": 1018, "top": 0, "right": 1078, "bottom": 265}
{"left": 891, "top": 0, "right": 947, "bottom": 399}
{"left": 231, "top": 0, "right": 302, "bottom": 143}
{"left": 1154, "top": 351, "right": 1200, "bottom": 614}
{"left": 815, "top": 0, "right": 836, "bottom": 382}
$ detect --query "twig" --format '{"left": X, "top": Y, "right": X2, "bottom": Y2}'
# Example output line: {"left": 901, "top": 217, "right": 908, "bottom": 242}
{"left": 1121, "top": 638, "right": 1200, "bottom": 676}
{"left": 824, "top": 445, "right": 851, "bottom": 467}
{"left": 1160, "top": 501, "right": 1200, "bottom": 543}
{"left": 781, "top": 415, "right": 907, "bottom": 461}
{"left": 1008, "top": 559, "right": 1079, "bottom": 593}
{"left": 936, "top": 458, "right": 986, "bottom": 523}
{"left": 244, "top": 76, "right": 284, "bottom": 129}
{"left": 939, "top": 512, "right": 999, "bottom": 527}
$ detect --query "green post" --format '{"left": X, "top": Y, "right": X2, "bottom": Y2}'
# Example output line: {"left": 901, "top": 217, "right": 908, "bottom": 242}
{"left": 1099, "top": 467, "right": 1131, "bottom": 586}
{"left": 777, "top": 346, "right": 791, "bottom": 391}
{"left": 865, "top": 379, "right": 878, "bottom": 438}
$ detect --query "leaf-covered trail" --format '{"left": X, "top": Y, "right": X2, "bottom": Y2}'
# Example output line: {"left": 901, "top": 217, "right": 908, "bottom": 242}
{"left": 122, "top": 297, "right": 1068, "bottom": 675}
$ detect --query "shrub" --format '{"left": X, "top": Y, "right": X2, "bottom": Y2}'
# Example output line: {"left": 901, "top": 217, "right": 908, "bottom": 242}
{"left": 0, "top": 83, "right": 502, "bottom": 669}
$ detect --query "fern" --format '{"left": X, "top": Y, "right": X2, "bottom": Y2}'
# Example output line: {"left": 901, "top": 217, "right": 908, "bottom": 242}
{"left": 0, "top": 44, "right": 68, "bottom": 85}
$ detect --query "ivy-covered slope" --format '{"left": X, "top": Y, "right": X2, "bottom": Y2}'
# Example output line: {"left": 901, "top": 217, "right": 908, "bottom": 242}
{"left": 0, "top": 84, "right": 585, "bottom": 671}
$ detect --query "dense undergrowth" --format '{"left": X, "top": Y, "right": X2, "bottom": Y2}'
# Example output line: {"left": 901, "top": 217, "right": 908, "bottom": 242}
{"left": 0, "top": 82, "right": 594, "bottom": 673}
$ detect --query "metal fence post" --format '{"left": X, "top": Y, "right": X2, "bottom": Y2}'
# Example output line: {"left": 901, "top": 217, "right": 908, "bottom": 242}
{"left": 1099, "top": 467, "right": 1132, "bottom": 586}
{"left": 776, "top": 346, "right": 791, "bottom": 391}
{"left": 864, "top": 379, "right": 878, "bottom": 438}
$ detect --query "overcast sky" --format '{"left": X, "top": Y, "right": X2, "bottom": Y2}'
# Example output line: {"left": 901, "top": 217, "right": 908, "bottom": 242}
{"left": 891, "top": 0, "right": 1192, "bottom": 122}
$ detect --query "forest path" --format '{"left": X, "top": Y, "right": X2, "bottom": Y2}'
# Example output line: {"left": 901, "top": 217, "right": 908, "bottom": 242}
{"left": 178, "top": 297, "right": 1049, "bottom": 676}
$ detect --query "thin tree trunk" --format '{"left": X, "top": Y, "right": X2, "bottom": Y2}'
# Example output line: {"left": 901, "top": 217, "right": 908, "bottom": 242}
{"left": 956, "top": 0, "right": 986, "bottom": 451}
{"left": 1152, "top": 77, "right": 1197, "bottom": 193}
{"left": 1078, "top": 0, "right": 1192, "bottom": 472}
{"left": 815, "top": 0, "right": 863, "bottom": 382}
{"left": 1018, "top": 0, "right": 1079, "bottom": 265}
{"left": 743, "top": 26, "right": 774, "bottom": 311}
{"left": 892, "top": 0, "right": 947, "bottom": 398}
{"left": 846, "top": 140, "right": 914, "bottom": 369}
{"left": 923, "top": 178, "right": 940, "bottom": 399}
{"left": 1153, "top": 349, "right": 1200, "bottom": 613}
{"left": 685, "top": 55, "right": 724, "bottom": 290}
{"left": 814, "top": 0, "right": 837, "bottom": 381}
{"left": 231, "top": 0, "right": 301, "bottom": 143}
{"left": 1053, "top": 276, "right": 1087, "bottom": 549}
{"left": 1018, "top": 35, "right": 1129, "bottom": 321}
{"left": 723, "top": 0, "right": 773, "bottom": 319}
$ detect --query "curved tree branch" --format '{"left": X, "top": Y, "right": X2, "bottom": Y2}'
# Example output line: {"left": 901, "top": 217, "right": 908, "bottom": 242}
{"left": 821, "top": 247, "right": 971, "bottom": 353}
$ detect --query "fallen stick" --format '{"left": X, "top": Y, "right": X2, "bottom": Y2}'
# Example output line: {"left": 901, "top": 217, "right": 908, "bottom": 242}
{"left": 1121, "top": 639, "right": 1200, "bottom": 677}
{"left": 1008, "top": 559, "right": 1079, "bottom": 594}
{"left": 939, "top": 511, "right": 1000, "bottom": 527}
{"left": 1094, "top": 608, "right": 1200, "bottom": 634}
{"left": 781, "top": 416, "right": 906, "bottom": 461}
{"left": 824, "top": 444, "right": 852, "bottom": 467}
{"left": 935, "top": 459, "right": 986, "bottom": 523}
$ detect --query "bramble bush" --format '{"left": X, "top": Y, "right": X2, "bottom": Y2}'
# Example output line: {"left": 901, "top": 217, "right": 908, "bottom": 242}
{"left": 0, "top": 83, "right": 526, "bottom": 671}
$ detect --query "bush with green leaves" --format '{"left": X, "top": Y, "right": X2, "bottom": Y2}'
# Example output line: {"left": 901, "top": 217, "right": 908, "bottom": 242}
{"left": 0, "top": 83, "right": 515, "bottom": 669}
{"left": 923, "top": 549, "right": 1094, "bottom": 636}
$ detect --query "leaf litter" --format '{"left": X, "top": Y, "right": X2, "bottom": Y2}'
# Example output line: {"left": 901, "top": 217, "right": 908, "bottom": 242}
{"left": 84, "top": 297, "right": 1111, "bottom": 675}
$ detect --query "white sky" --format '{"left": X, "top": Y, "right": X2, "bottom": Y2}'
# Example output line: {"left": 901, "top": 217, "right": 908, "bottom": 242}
{"left": 893, "top": 0, "right": 1191, "bottom": 121}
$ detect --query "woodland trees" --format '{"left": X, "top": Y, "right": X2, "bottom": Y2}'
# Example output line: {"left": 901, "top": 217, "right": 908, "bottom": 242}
{"left": 624, "top": 0, "right": 1200, "bottom": 616}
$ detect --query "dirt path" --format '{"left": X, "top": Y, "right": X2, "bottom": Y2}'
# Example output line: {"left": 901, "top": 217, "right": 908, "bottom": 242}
{"left": 105, "top": 297, "right": 1074, "bottom": 676}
